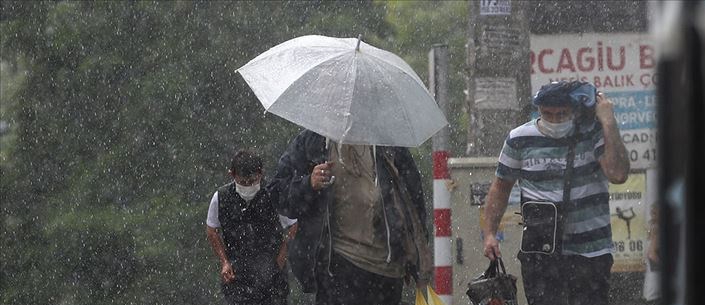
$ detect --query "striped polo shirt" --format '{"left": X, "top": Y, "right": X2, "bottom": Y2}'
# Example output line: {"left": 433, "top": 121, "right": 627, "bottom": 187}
{"left": 496, "top": 118, "right": 613, "bottom": 257}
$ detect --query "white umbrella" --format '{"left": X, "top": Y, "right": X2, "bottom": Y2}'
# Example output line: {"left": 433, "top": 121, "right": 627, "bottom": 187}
{"left": 237, "top": 35, "right": 448, "bottom": 147}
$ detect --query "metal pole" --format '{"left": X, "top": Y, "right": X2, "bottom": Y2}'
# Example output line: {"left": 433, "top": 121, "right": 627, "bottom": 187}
{"left": 465, "top": 2, "right": 478, "bottom": 157}
{"left": 430, "top": 44, "right": 452, "bottom": 305}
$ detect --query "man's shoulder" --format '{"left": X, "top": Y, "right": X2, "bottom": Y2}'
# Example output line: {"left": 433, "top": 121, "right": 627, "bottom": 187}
{"left": 507, "top": 119, "right": 542, "bottom": 141}
{"left": 287, "top": 129, "right": 326, "bottom": 153}
{"left": 509, "top": 120, "right": 539, "bottom": 137}
{"left": 217, "top": 182, "right": 235, "bottom": 194}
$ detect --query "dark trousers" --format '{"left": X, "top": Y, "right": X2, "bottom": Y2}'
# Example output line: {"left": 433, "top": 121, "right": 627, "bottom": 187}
{"left": 315, "top": 252, "right": 403, "bottom": 305}
{"left": 221, "top": 258, "right": 288, "bottom": 305}
{"left": 517, "top": 252, "right": 613, "bottom": 305}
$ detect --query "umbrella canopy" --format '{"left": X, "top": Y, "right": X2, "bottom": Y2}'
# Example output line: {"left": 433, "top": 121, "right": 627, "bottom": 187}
{"left": 237, "top": 35, "right": 448, "bottom": 147}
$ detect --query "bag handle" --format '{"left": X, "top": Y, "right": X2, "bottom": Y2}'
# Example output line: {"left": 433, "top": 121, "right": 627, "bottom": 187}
{"left": 555, "top": 135, "right": 578, "bottom": 254}
{"left": 497, "top": 257, "right": 507, "bottom": 275}
{"left": 483, "top": 257, "right": 508, "bottom": 278}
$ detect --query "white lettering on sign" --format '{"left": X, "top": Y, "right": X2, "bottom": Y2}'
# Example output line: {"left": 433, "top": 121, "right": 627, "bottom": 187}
{"left": 480, "top": 0, "right": 511, "bottom": 15}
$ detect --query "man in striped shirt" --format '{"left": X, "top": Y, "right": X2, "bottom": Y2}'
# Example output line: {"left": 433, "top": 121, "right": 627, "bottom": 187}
{"left": 482, "top": 81, "right": 630, "bottom": 305}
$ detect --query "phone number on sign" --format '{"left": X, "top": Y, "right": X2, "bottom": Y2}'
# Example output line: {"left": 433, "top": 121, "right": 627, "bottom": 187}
{"left": 620, "top": 129, "right": 657, "bottom": 169}
{"left": 613, "top": 240, "right": 644, "bottom": 253}
{"left": 628, "top": 148, "right": 656, "bottom": 164}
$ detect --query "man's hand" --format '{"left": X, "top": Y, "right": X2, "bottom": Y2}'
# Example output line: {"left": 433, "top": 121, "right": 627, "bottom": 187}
{"left": 482, "top": 177, "right": 513, "bottom": 261}
{"left": 221, "top": 261, "right": 235, "bottom": 283}
{"left": 310, "top": 161, "right": 335, "bottom": 191}
{"left": 483, "top": 234, "right": 501, "bottom": 261}
{"left": 207, "top": 226, "right": 237, "bottom": 283}
{"left": 403, "top": 274, "right": 429, "bottom": 289}
{"left": 594, "top": 92, "right": 617, "bottom": 126}
{"left": 416, "top": 278, "right": 429, "bottom": 290}
{"left": 275, "top": 223, "right": 297, "bottom": 270}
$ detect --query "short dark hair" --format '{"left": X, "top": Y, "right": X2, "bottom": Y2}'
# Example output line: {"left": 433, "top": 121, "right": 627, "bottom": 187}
{"left": 229, "top": 149, "right": 263, "bottom": 177}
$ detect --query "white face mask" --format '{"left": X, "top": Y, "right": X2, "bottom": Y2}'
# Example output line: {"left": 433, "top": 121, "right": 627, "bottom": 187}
{"left": 235, "top": 183, "right": 260, "bottom": 201}
{"left": 539, "top": 118, "right": 574, "bottom": 138}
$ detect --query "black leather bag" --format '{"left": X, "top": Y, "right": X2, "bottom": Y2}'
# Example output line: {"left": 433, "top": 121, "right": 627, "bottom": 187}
{"left": 466, "top": 258, "right": 517, "bottom": 305}
{"left": 519, "top": 201, "right": 559, "bottom": 255}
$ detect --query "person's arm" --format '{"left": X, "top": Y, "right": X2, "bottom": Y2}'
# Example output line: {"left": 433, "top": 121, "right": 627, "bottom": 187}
{"left": 276, "top": 223, "right": 298, "bottom": 269}
{"left": 394, "top": 147, "right": 432, "bottom": 289}
{"left": 595, "top": 92, "right": 630, "bottom": 184}
{"left": 270, "top": 131, "right": 325, "bottom": 218}
{"left": 482, "top": 177, "right": 515, "bottom": 260}
{"left": 206, "top": 226, "right": 235, "bottom": 283}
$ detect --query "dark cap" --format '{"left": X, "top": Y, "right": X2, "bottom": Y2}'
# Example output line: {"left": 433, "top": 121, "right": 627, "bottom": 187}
{"left": 532, "top": 81, "right": 597, "bottom": 108}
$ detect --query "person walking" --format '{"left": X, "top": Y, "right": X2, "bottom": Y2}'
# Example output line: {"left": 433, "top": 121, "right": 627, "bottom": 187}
{"left": 271, "top": 130, "right": 433, "bottom": 305}
{"left": 482, "top": 81, "right": 630, "bottom": 305}
{"left": 206, "top": 149, "right": 293, "bottom": 305}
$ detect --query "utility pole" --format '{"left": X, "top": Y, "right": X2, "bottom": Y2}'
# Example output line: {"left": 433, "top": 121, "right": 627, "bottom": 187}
{"left": 458, "top": 1, "right": 532, "bottom": 303}
{"left": 465, "top": 0, "right": 532, "bottom": 157}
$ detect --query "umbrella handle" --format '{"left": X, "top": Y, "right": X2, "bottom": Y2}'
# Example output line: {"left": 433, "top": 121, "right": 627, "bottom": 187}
{"left": 323, "top": 176, "right": 336, "bottom": 188}
{"left": 356, "top": 34, "right": 362, "bottom": 51}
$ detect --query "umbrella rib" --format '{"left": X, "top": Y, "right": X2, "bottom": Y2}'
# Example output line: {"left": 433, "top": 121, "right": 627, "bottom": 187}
{"left": 373, "top": 57, "right": 422, "bottom": 144}
{"left": 339, "top": 51, "right": 358, "bottom": 144}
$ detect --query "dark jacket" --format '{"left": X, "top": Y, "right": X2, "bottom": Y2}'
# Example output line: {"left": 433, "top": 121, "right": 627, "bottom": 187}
{"left": 268, "top": 130, "right": 431, "bottom": 292}
{"left": 217, "top": 182, "right": 282, "bottom": 260}
{"left": 217, "top": 182, "right": 288, "bottom": 302}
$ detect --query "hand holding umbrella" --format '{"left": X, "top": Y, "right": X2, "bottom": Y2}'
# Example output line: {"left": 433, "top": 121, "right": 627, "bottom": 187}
{"left": 311, "top": 161, "right": 336, "bottom": 191}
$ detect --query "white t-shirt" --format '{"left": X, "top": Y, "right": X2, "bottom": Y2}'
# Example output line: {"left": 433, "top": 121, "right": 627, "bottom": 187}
{"left": 206, "top": 191, "right": 297, "bottom": 229}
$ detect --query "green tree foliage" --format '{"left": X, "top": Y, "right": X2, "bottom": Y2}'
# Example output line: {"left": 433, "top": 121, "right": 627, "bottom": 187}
{"left": 381, "top": 1, "right": 468, "bottom": 158}
{"left": 0, "top": 1, "right": 390, "bottom": 304}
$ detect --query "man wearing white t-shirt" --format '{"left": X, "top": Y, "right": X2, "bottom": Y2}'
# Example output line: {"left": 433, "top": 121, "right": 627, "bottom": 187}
{"left": 206, "top": 149, "right": 296, "bottom": 305}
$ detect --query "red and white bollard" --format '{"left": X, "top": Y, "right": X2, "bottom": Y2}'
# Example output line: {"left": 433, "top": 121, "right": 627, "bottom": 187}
{"left": 429, "top": 43, "right": 451, "bottom": 304}
{"left": 433, "top": 150, "right": 452, "bottom": 305}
